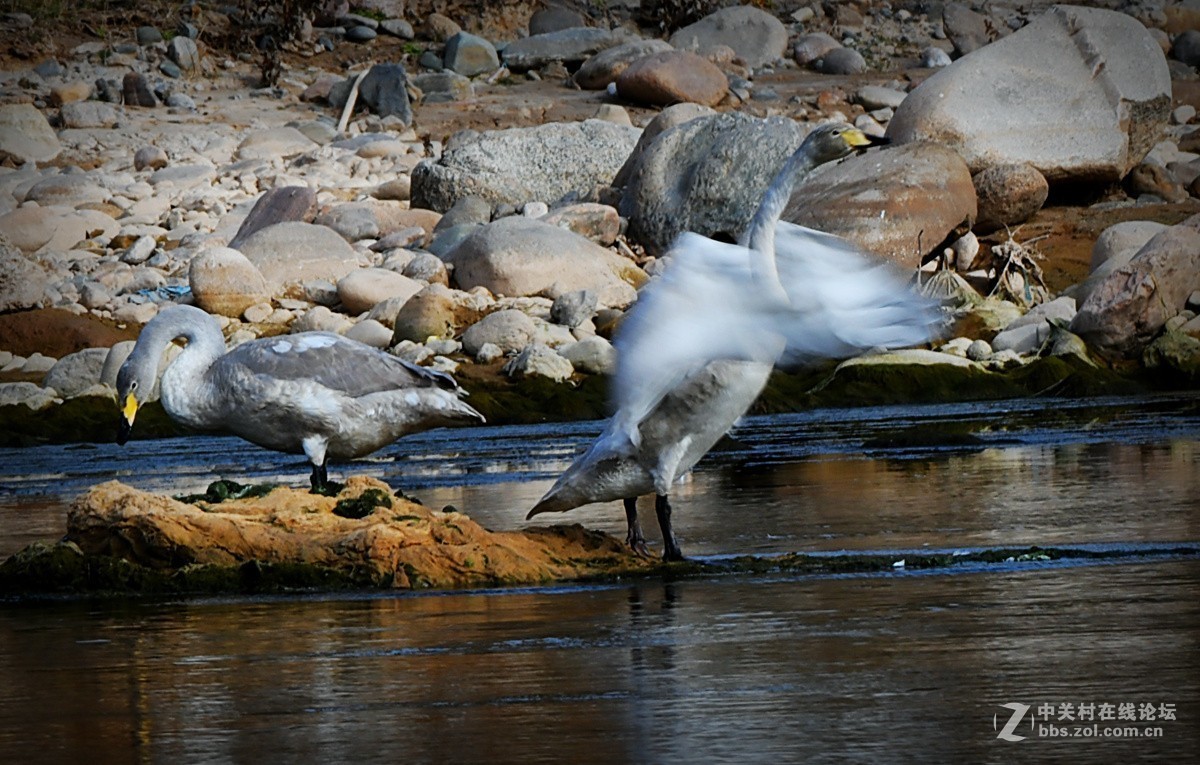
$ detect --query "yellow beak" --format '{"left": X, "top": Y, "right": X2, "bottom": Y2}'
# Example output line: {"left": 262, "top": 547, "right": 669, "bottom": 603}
{"left": 118, "top": 393, "right": 139, "bottom": 445}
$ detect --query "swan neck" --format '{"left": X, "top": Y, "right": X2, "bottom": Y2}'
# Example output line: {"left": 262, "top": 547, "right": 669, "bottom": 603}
{"left": 741, "top": 149, "right": 818, "bottom": 296}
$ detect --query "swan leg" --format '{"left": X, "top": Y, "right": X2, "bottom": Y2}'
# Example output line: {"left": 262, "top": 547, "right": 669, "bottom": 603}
{"left": 623, "top": 497, "right": 652, "bottom": 558}
{"left": 655, "top": 494, "right": 684, "bottom": 561}
{"left": 310, "top": 461, "right": 328, "bottom": 493}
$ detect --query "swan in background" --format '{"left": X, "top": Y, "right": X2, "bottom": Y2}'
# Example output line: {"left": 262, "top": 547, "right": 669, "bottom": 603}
{"left": 529, "top": 124, "right": 940, "bottom": 559}
{"left": 116, "top": 304, "right": 484, "bottom": 491}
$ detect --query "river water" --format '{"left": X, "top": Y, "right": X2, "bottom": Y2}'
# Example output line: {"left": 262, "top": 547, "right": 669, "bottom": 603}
{"left": 1, "top": 394, "right": 1198, "bottom": 763}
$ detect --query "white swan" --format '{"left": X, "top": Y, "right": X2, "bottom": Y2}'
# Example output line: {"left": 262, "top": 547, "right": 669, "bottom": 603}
{"left": 528, "top": 124, "right": 940, "bottom": 559}
{"left": 115, "top": 304, "right": 484, "bottom": 490}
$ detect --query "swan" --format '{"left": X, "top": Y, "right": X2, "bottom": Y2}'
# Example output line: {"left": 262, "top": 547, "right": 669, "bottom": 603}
{"left": 115, "top": 304, "right": 484, "bottom": 491}
{"left": 528, "top": 123, "right": 939, "bottom": 559}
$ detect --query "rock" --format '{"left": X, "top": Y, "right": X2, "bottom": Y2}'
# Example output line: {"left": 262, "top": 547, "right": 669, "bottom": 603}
{"left": 374, "top": 176, "right": 411, "bottom": 201}
{"left": 815, "top": 47, "right": 867, "bottom": 75}
{"left": 346, "top": 25, "right": 377, "bottom": 43}
{"left": 423, "top": 12, "right": 461, "bottom": 42}
{"left": 99, "top": 341, "right": 135, "bottom": 387}
{"left": 136, "top": 25, "right": 162, "bottom": 45}
{"left": 0, "top": 241, "right": 49, "bottom": 311}
{"left": 379, "top": 19, "right": 414, "bottom": 39}
{"left": 234, "top": 222, "right": 364, "bottom": 294}
{"left": 474, "top": 342, "right": 503, "bottom": 363}
{"left": 615, "top": 50, "right": 728, "bottom": 108}
{"left": 550, "top": 289, "right": 598, "bottom": 328}
{"left": 149, "top": 164, "right": 215, "bottom": 188}
{"left": 120, "top": 235, "right": 157, "bottom": 265}
{"left": 0, "top": 206, "right": 117, "bottom": 255}
{"left": 1007, "top": 295, "right": 1078, "bottom": 331}
{"left": 783, "top": 141, "right": 977, "bottom": 269}
{"left": 1090, "top": 221, "right": 1168, "bottom": 273}
{"left": 461, "top": 309, "right": 537, "bottom": 355}
{"left": 793, "top": 33, "right": 840, "bottom": 67}
{"left": 888, "top": 6, "right": 1170, "bottom": 184}
{"left": 942, "top": 1, "right": 990, "bottom": 56}
{"left": 1143, "top": 330, "right": 1200, "bottom": 381}
{"left": 559, "top": 335, "right": 615, "bottom": 375}
{"left": 1173, "top": 29, "right": 1200, "bottom": 67}
{"left": 402, "top": 252, "right": 448, "bottom": 285}
{"left": 411, "top": 120, "right": 639, "bottom": 213}
{"left": 242, "top": 302, "right": 273, "bottom": 324}
{"left": 228, "top": 186, "right": 318, "bottom": 250}
{"left": 972, "top": 163, "right": 1050, "bottom": 234}
{"left": 79, "top": 281, "right": 114, "bottom": 309}
{"left": 391, "top": 284, "right": 488, "bottom": 343}
{"left": 25, "top": 175, "right": 109, "bottom": 207}
{"left": 342, "top": 318, "right": 393, "bottom": 348}
{"left": 134, "top": 146, "right": 168, "bottom": 171}
{"left": 167, "top": 36, "right": 200, "bottom": 71}
{"left": 315, "top": 202, "right": 380, "bottom": 242}
{"left": 1071, "top": 223, "right": 1200, "bottom": 358}
{"left": 122, "top": 72, "right": 157, "bottom": 107}
{"left": 293, "top": 306, "right": 353, "bottom": 334}
{"left": 443, "top": 31, "right": 499, "bottom": 77}
{"left": 448, "top": 216, "right": 642, "bottom": 308}
{"left": 20, "top": 353, "right": 57, "bottom": 375}
{"left": 410, "top": 71, "right": 474, "bottom": 103}
{"left": 965, "top": 339, "right": 993, "bottom": 361}
{"left": 611, "top": 102, "right": 716, "bottom": 190}
{"left": 159, "top": 60, "right": 183, "bottom": 79}
{"left": 354, "top": 64, "right": 412, "bottom": 125}
{"left": 42, "top": 348, "right": 109, "bottom": 398}
{"left": 1125, "top": 162, "right": 1189, "bottom": 202}
{"left": 59, "top": 479, "right": 647, "bottom": 589}
{"left": 668, "top": 5, "right": 787, "bottom": 69}
{"left": 920, "top": 47, "right": 952, "bottom": 68}
{"left": 1173, "top": 105, "right": 1196, "bottom": 125}
{"left": 502, "top": 27, "right": 622, "bottom": 72}
{"left": 575, "top": 38, "right": 673, "bottom": 90}
{"left": 621, "top": 112, "right": 806, "bottom": 255}
{"left": 189, "top": 247, "right": 271, "bottom": 318}
{"left": 540, "top": 203, "right": 620, "bottom": 245}
{"left": 49, "top": 81, "right": 91, "bottom": 107}
{"left": 856, "top": 85, "right": 907, "bottom": 111}
{"left": 503, "top": 343, "right": 573, "bottom": 381}
{"left": 0, "top": 382, "right": 59, "bottom": 410}
{"left": 236, "top": 127, "right": 317, "bottom": 161}
{"left": 529, "top": 7, "right": 584, "bottom": 35}
{"left": 336, "top": 268, "right": 423, "bottom": 313}
{"left": 436, "top": 194, "right": 492, "bottom": 230}
{"left": 0, "top": 104, "right": 61, "bottom": 164}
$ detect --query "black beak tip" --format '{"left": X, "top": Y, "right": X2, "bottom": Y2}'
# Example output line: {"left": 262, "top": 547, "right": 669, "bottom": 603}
{"left": 868, "top": 134, "right": 891, "bottom": 147}
{"left": 117, "top": 418, "right": 131, "bottom": 446}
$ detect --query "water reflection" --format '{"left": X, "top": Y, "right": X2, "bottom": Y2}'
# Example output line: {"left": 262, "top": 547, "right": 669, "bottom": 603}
{"left": 0, "top": 562, "right": 1196, "bottom": 763}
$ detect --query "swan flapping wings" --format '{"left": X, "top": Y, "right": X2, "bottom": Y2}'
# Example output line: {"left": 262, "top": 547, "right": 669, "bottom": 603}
{"left": 611, "top": 222, "right": 940, "bottom": 442}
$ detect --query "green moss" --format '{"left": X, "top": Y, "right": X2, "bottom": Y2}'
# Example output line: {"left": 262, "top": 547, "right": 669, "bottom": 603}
{"left": 176, "top": 479, "right": 277, "bottom": 504}
{"left": 0, "top": 397, "right": 182, "bottom": 448}
{"left": 332, "top": 488, "right": 392, "bottom": 519}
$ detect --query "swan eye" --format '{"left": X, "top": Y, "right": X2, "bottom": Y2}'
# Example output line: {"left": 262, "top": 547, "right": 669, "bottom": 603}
{"left": 130, "top": 381, "right": 139, "bottom": 391}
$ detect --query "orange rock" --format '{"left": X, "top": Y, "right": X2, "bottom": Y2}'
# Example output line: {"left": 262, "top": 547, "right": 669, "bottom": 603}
{"left": 67, "top": 477, "right": 651, "bottom": 589}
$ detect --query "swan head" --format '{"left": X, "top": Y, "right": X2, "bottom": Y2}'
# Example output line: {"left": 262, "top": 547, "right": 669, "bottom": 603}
{"left": 801, "top": 123, "right": 886, "bottom": 164}
{"left": 115, "top": 352, "right": 156, "bottom": 445}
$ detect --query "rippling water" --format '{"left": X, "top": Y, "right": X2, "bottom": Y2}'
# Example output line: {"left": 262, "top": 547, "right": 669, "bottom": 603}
{"left": 1, "top": 394, "right": 1198, "bottom": 762}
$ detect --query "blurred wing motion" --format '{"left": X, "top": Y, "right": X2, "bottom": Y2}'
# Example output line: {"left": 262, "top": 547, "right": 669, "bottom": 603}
{"left": 611, "top": 223, "right": 939, "bottom": 445}
{"left": 772, "top": 221, "right": 941, "bottom": 365}
{"left": 611, "top": 232, "right": 788, "bottom": 446}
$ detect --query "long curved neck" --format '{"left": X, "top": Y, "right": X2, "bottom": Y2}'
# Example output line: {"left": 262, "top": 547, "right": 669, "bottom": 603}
{"left": 739, "top": 148, "right": 820, "bottom": 298}
{"left": 145, "top": 306, "right": 227, "bottom": 420}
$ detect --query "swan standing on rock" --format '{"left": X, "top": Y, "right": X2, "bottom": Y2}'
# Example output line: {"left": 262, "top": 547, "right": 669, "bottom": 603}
{"left": 115, "top": 304, "right": 484, "bottom": 491}
{"left": 528, "top": 124, "right": 941, "bottom": 560}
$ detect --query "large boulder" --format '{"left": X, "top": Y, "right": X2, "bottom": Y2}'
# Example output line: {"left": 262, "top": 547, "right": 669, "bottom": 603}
{"left": 42, "top": 348, "right": 109, "bottom": 398}
{"left": 620, "top": 112, "right": 806, "bottom": 255}
{"left": 783, "top": 141, "right": 977, "bottom": 269}
{"left": 611, "top": 102, "right": 715, "bottom": 190}
{"left": 575, "top": 38, "right": 673, "bottom": 89}
{"left": 1070, "top": 221, "right": 1200, "bottom": 358}
{"left": 234, "top": 222, "right": 364, "bottom": 294}
{"left": 448, "top": 216, "right": 644, "bottom": 308}
{"left": 336, "top": 268, "right": 423, "bottom": 314}
{"left": 189, "top": 247, "right": 271, "bottom": 318}
{"left": 228, "top": 186, "right": 318, "bottom": 250}
{"left": 501, "top": 27, "right": 624, "bottom": 72}
{"left": 461, "top": 309, "right": 538, "bottom": 355}
{"left": 443, "top": 32, "right": 499, "bottom": 77}
{"left": 614, "top": 50, "right": 728, "bottom": 108}
{"left": 972, "top": 163, "right": 1049, "bottom": 234}
{"left": 0, "top": 104, "right": 61, "bottom": 164}
{"left": 411, "top": 120, "right": 639, "bottom": 212}
{"left": 390, "top": 284, "right": 489, "bottom": 343}
{"left": 887, "top": 5, "right": 1171, "bottom": 183}
{"left": 0, "top": 239, "right": 50, "bottom": 312}
{"left": 668, "top": 5, "right": 788, "bottom": 69}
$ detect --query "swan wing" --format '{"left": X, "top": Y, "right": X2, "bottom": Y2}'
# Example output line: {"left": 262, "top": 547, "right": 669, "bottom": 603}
{"left": 220, "top": 333, "right": 461, "bottom": 397}
{"left": 773, "top": 222, "right": 941, "bottom": 363}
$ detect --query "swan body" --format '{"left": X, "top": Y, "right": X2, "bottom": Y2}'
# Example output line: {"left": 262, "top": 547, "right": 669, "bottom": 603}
{"left": 530, "top": 124, "right": 939, "bottom": 558}
{"left": 117, "top": 304, "right": 484, "bottom": 489}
